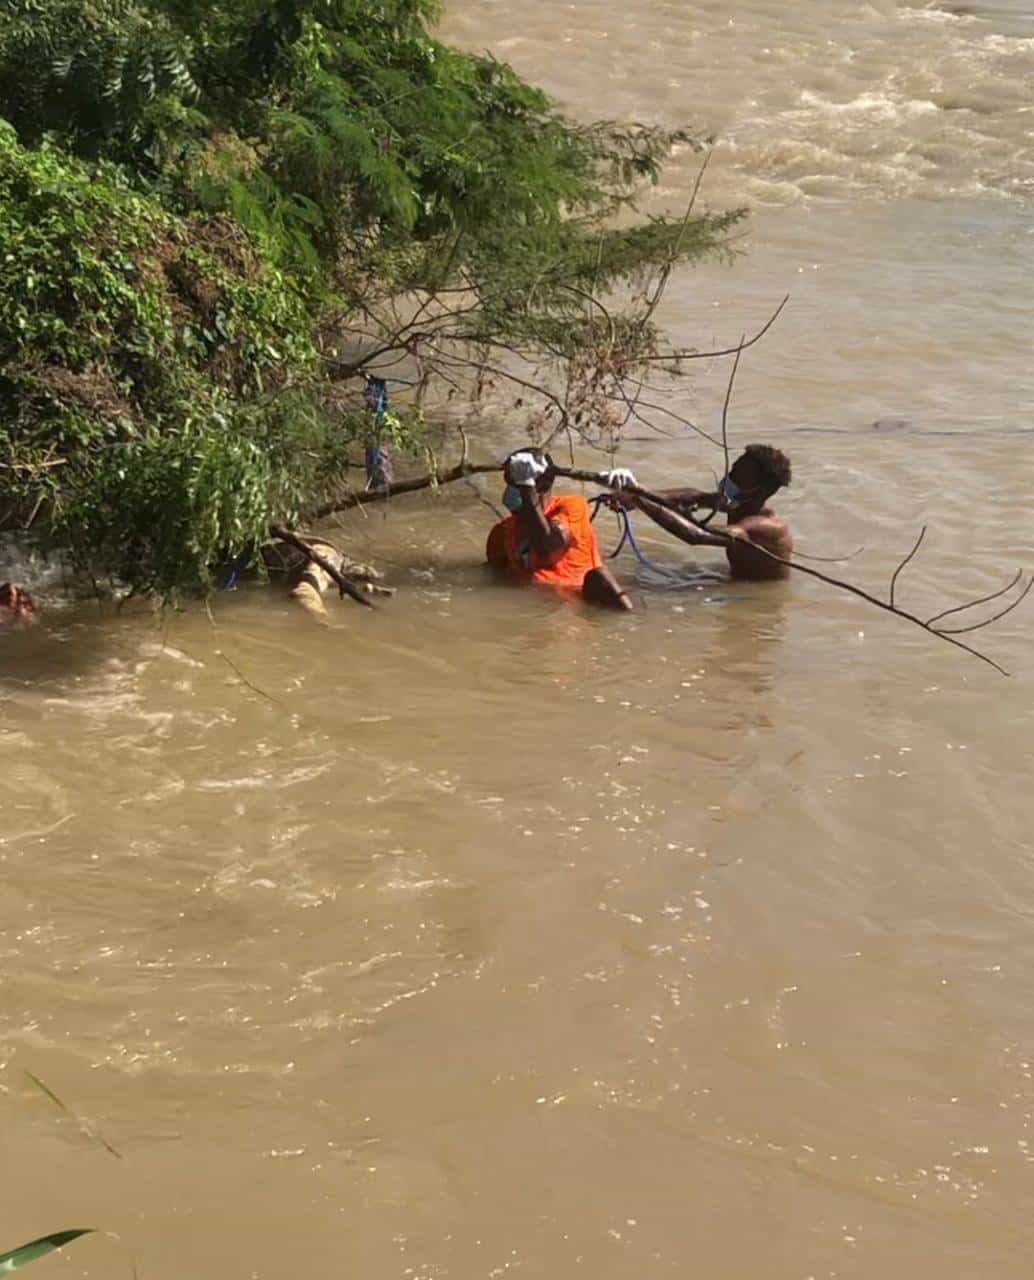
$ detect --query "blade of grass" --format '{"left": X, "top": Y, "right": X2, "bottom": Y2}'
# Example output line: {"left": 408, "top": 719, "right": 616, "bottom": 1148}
{"left": 0, "top": 1230, "right": 93, "bottom": 1273}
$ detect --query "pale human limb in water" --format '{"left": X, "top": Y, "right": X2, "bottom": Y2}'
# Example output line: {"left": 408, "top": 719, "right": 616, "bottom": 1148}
{"left": 0, "top": 583, "right": 39, "bottom": 627}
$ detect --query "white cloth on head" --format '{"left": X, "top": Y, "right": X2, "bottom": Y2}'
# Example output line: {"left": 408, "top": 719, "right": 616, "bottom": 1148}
{"left": 508, "top": 451, "right": 550, "bottom": 488}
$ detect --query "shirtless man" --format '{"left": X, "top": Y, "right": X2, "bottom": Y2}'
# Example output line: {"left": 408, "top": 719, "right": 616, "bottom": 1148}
{"left": 0, "top": 583, "right": 40, "bottom": 627}
{"left": 619, "top": 444, "right": 793, "bottom": 581}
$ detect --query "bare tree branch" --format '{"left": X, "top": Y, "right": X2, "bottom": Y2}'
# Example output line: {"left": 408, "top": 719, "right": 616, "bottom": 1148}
{"left": 269, "top": 524, "right": 374, "bottom": 608}
{"left": 641, "top": 293, "right": 790, "bottom": 365}
{"left": 607, "top": 389, "right": 722, "bottom": 447}
{"left": 639, "top": 149, "right": 713, "bottom": 326}
{"left": 925, "top": 569, "right": 1024, "bottom": 628}
{"left": 310, "top": 462, "right": 500, "bottom": 519}
{"left": 719, "top": 333, "right": 745, "bottom": 481}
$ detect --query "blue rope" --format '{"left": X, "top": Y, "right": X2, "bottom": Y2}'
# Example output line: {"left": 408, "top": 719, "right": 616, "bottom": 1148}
{"left": 590, "top": 493, "right": 680, "bottom": 577}
{"left": 609, "top": 516, "right": 629, "bottom": 560}
{"left": 617, "top": 509, "right": 688, "bottom": 579}
{"left": 593, "top": 494, "right": 675, "bottom": 576}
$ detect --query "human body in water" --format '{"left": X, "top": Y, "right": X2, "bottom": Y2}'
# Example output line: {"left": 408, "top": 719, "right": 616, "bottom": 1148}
{"left": 0, "top": 583, "right": 39, "bottom": 627}
{"left": 486, "top": 449, "right": 634, "bottom": 609}
{"left": 613, "top": 445, "right": 793, "bottom": 581}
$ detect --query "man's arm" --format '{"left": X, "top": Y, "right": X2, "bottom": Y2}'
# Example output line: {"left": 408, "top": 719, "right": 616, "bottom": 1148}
{"left": 635, "top": 495, "right": 735, "bottom": 548}
{"left": 485, "top": 522, "right": 509, "bottom": 569}
{"left": 519, "top": 489, "right": 570, "bottom": 565}
{"left": 506, "top": 452, "right": 571, "bottom": 566}
{"left": 652, "top": 486, "right": 724, "bottom": 512}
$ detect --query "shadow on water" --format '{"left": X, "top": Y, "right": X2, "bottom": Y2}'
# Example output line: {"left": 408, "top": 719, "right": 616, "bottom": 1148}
{"left": 0, "top": 614, "right": 123, "bottom": 687}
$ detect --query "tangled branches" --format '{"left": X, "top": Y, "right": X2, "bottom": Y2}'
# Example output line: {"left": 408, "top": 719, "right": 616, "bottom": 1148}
{"left": 322, "top": 148, "right": 748, "bottom": 464}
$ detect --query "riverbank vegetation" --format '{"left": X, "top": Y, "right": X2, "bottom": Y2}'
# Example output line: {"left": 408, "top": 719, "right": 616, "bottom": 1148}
{"left": 0, "top": 0, "right": 743, "bottom": 596}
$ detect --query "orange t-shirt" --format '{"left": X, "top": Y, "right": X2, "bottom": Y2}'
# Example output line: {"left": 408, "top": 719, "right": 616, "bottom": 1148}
{"left": 486, "top": 494, "right": 604, "bottom": 589}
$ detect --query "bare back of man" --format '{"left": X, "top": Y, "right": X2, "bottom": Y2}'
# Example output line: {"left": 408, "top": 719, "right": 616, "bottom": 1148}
{"left": 726, "top": 507, "right": 793, "bottom": 580}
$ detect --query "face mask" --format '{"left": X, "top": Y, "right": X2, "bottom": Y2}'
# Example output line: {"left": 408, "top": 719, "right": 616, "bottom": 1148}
{"left": 502, "top": 484, "right": 525, "bottom": 513}
{"left": 719, "top": 475, "right": 744, "bottom": 504}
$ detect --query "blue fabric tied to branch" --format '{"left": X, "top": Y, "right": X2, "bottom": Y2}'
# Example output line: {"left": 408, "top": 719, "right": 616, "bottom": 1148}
{"left": 364, "top": 377, "right": 394, "bottom": 488}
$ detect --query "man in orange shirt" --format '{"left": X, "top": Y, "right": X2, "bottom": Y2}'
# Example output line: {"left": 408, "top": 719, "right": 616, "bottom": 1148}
{"left": 486, "top": 449, "right": 633, "bottom": 610}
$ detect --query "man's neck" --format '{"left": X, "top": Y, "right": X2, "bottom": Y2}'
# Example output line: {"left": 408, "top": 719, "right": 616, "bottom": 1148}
{"left": 729, "top": 499, "right": 770, "bottom": 524}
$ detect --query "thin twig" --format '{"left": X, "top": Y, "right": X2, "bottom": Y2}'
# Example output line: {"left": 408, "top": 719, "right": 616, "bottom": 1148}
{"left": 792, "top": 546, "right": 865, "bottom": 564}
{"left": 642, "top": 293, "right": 790, "bottom": 364}
{"left": 25, "top": 1070, "right": 121, "bottom": 1159}
{"left": 641, "top": 149, "right": 712, "bottom": 325}
{"left": 925, "top": 569, "right": 1023, "bottom": 627}
{"left": 720, "top": 334, "right": 745, "bottom": 481}
{"left": 890, "top": 526, "right": 926, "bottom": 609}
{"left": 934, "top": 576, "right": 1033, "bottom": 636}
{"left": 217, "top": 652, "right": 282, "bottom": 704}
{"left": 1, "top": 812, "right": 75, "bottom": 847}
{"left": 561, "top": 283, "right": 617, "bottom": 350}
{"left": 607, "top": 390, "right": 722, "bottom": 447}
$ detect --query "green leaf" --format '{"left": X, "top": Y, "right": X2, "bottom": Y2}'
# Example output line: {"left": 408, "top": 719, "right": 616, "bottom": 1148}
{"left": 0, "top": 1231, "right": 93, "bottom": 1273}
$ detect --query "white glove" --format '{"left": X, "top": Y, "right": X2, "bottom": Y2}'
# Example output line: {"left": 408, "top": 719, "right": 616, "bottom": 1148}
{"left": 507, "top": 450, "right": 549, "bottom": 488}
{"left": 602, "top": 467, "right": 637, "bottom": 489}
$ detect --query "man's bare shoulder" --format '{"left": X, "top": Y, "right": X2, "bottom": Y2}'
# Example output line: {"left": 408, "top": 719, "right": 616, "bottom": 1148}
{"left": 735, "top": 510, "right": 791, "bottom": 544}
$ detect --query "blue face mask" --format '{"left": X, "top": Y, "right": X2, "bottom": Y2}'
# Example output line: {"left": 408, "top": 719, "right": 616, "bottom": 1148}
{"left": 502, "top": 484, "right": 525, "bottom": 513}
{"left": 719, "top": 475, "right": 744, "bottom": 504}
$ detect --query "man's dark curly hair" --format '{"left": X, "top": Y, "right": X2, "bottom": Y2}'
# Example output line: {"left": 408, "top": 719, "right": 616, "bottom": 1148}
{"left": 742, "top": 443, "right": 791, "bottom": 496}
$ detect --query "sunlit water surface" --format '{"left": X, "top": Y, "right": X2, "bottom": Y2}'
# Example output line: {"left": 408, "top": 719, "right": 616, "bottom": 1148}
{"left": 4, "top": 1, "right": 1034, "bottom": 1276}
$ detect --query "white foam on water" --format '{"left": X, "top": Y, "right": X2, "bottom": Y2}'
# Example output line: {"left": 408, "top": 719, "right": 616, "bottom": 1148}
{"left": 797, "top": 88, "right": 941, "bottom": 120}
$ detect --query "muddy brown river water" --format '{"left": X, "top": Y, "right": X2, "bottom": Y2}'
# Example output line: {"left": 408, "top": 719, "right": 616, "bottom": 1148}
{"left": 4, "top": 1, "right": 1034, "bottom": 1277}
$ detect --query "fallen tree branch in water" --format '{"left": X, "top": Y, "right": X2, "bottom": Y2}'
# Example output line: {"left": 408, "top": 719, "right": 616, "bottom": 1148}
{"left": 311, "top": 461, "right": 500, "bottom": 518}
{"left": 269, "top": 524, "right": 374, "bottom": 609}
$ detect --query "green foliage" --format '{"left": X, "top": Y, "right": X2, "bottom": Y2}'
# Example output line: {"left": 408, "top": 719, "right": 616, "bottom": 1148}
{"left": 0, "top": 0, "right": 745, "bottom": 596}
{"left": 0, "top": 124, "right": 340, "bottom": 594}
{"left": 0, "top": 0, "right": 734, "bottom": 285}
{"left": 0, "top": 0, "right": 200, "bottom": 161}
